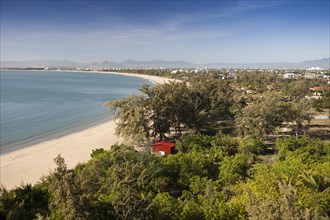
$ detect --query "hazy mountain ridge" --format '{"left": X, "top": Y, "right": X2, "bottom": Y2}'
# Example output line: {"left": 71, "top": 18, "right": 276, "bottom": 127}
{"left": 205, "top": 58, "right": 330, "bottom": 69}
{"left": 1, "top": 58, "right": 329, "bottom": 69}
{"left": 0, "top": 60, "right": 83, "bottom": 68}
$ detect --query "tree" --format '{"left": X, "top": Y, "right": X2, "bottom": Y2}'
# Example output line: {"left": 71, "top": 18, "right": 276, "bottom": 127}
{"left": 107, "top": 76, "right": 237, "bottom": 142}
{"left": 48, "top": 155, "right": 88, "bottom": 220}
{"left": 139, "top": 82, "right": 192, "bottom": 139}
{"left": 0, "top": 184, "right": 49, "bottom": 220}
{"left": 106, "top": 94, "right": 151, "bottom": 142}
{"left": 284, "top": 80, "right": 311, "bottom": 101}
{"left": 245, "top": 137, "right": 330, "bottom": 219}
{"left": 219, "top": 154, "right": 250, "bottom": 185}
{"left": 236, "top": 71, "right": 276, "bottom": 92}
{"left": 189, "top": 74, "right": 234, "bottom": 121}
{"left": 284, "top": 98, "right": 311, "bottom": 137}
{"left": 235, "top": 92, "right": 287, "bottom": 139}
{"left": 149, "top": 192, "right": 181, "bottom": 220}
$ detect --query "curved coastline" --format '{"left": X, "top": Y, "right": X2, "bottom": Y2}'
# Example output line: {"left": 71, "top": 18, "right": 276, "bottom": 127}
{"left": 1, "top": 115, "right": 112, "bottom": 155}
{"left": 0, "top": 72, "right": 175, "bottom": 189}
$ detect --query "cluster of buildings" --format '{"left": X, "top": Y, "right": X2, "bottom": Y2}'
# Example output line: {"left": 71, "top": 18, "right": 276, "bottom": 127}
{"left": 283, "top": 72, "right": 329, "bottom": 80}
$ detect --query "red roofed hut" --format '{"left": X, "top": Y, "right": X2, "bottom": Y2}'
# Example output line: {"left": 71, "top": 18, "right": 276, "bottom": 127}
{"left": 152, "top": 141, "right": 176, "bottom": 155}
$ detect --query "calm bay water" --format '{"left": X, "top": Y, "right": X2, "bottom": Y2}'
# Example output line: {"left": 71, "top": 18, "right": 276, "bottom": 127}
{"left": 0, "top": 70, "right": 148, "bottom": 154}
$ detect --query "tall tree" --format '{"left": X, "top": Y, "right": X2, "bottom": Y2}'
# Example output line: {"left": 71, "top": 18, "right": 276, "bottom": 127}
{"left": 284, "top": 80, "right": 310, "bottom": 101}
{"left": 106, "top": 94, "right": 151, "bottom": 141}
{"left": 48, "top": 155, "right": 88, "bottom": 220}
{"left": 107, "top": 78, "right": 235, "bottom": 141}
{"left": 284, "top": 98, "right": 311, "bottom": 137}
{"left": 235, "top": 92, "right": 287, "bottom": 139}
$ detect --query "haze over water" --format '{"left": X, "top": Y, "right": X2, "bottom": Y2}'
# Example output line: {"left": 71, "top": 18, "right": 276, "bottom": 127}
{"left": 0, "top": 70, "right": 148, "bottom": 154}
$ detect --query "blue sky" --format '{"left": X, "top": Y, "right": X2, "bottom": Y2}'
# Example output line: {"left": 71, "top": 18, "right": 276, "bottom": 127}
{"left": 1, "top": 0, "right": 329, "bottom": 63}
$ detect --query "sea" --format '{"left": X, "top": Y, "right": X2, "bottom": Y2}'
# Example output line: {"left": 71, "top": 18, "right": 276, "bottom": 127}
{"left": 0, "top": 70, "right": 149, "bottom": 154}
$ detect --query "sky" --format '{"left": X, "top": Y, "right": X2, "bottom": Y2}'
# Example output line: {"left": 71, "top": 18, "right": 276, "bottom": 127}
{"left": 1, "top": 0, "right": 329, "bottom": 63}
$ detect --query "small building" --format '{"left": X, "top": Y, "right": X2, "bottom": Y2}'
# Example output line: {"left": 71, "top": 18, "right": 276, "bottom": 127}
{"left": 267, "top": 85, "right": 273, "bottom": 90}
{"left": 304, "top": 74, "right": 317, "bottom": 79}
{"left": 152, "top": 141, "right": 176, "bottom": 155}
{"left": 310, "top": 86, "right": 330, "bottom": 91}
{"left": 227, "top": 72, "right": 237, "bottom": 79}
{"left": 283, "top": 73, "right": 296, "bottom": 79}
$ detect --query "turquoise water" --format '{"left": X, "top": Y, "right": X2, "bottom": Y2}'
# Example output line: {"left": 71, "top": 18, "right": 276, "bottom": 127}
{"left": 0, "top": 70, "right": 148, "bottom": 154}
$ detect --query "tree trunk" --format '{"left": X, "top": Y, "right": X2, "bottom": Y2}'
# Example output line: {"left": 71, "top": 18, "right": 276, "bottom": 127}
{"left": 295, "top": 126, "right": 299, "bottom": 137}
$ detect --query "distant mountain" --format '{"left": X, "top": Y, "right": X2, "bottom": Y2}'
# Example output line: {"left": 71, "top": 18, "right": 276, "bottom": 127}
{"left": 1, "top": 58, "right": 329, "bottom": 69}
{"left": 205, "top": 58, "right": 330, "bottom": 69}
{"left": 89, "top": 60, "right": 195, "bottom": 68}
{"left": 0, "top": 59, "right": 195, "bottom": 69}
{"left": 120, "top": 59, "right": 195, "bottom": 68}
{"left": 299, "top": 58, "right": 330, "bottom": 69}
{"left": 0, "top": 60, "right": 84, "bottom": 68}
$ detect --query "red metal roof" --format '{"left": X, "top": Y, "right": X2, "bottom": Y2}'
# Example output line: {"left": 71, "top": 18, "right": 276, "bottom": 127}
{"left": 152, "top": 141, "right": 176, "bottom": 148}
{"left": 152, "top": 141, "right": 176, "bottom": 154}
{"left": 310, "top": 86, "right": 330, "bottom": 91}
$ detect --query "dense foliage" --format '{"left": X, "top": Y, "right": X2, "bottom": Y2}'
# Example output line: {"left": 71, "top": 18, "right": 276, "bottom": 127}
{"left": 107, "top": 73, "right": 326, "bottom": 141}
{"left": 106, "top": 76, "right": 234, "bottom": 142}
{"left": 1, "top": 136, "right": 329, "bottom": 219}
{"left": 1, "top": 71, "right": 329, "bottom": 219}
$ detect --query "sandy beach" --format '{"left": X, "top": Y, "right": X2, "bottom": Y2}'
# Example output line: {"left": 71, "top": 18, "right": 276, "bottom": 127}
{"left": 0, "top": 72, "right": 175, "bottom": 189}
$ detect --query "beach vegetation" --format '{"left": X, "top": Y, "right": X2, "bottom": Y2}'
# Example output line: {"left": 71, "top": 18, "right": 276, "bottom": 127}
{"left": 107, "top": 77, "right": 234, "bottom": 142}
{"left": 1, "top": 136, "right": 329, "bottom": 219}
{"left": 0, "top": 183, "right": 49, "bottom": 220}
{"left": 1, "top": 70, "right": 329, "bottom": 219}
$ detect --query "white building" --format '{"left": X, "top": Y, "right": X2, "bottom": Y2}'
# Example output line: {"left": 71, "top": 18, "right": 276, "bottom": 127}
{"left": 283, "top": 73, "right": 296, "bottom": 79}
{"left": 304, "top": 74, "right": 317, "bottom": 79}
{"left": 307, "top": 67, "right": 323, "bottom": 71}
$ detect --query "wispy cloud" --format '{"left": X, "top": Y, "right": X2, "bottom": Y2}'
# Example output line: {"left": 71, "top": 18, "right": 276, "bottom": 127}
{"left": 1, "top": 1, "right": 328, "bottom": 63}
{"left": 155, "top": 1, "right": 281, "bottom": 29}
{"left": 1, "top": 1, "right": 278, "bottom": 49}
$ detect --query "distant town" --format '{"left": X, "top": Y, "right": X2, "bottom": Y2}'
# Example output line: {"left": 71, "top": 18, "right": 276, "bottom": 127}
{"left": 2, "top": 65, "right": 329, "bottom": 80}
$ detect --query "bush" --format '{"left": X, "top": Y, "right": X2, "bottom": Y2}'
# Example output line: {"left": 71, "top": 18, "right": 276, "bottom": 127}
{"left": 0, "top": 184, "right": 50, "bottom": 220}
{"left": 176, "top": 132, "right": 214, "bottom": 153}
{"left": 90, "top": 148, "right": 105, "bottom": 158}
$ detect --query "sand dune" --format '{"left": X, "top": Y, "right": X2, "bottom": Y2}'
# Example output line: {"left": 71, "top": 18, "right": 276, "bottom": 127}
{"left": 0, "top": 72, "right": 174, "bottom": 189}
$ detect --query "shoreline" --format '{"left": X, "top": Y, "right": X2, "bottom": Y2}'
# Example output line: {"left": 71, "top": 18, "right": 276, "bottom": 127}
{"left": 1, "top": 114, "right": 112, "bottom": 156}
{"left": 0, "top": 72, "right": 175, "bottom": 189}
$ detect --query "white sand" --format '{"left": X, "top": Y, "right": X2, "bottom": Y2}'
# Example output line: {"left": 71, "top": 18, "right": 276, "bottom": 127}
{"left": 0, "top": 72, "right": 175, "bottom": 189}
